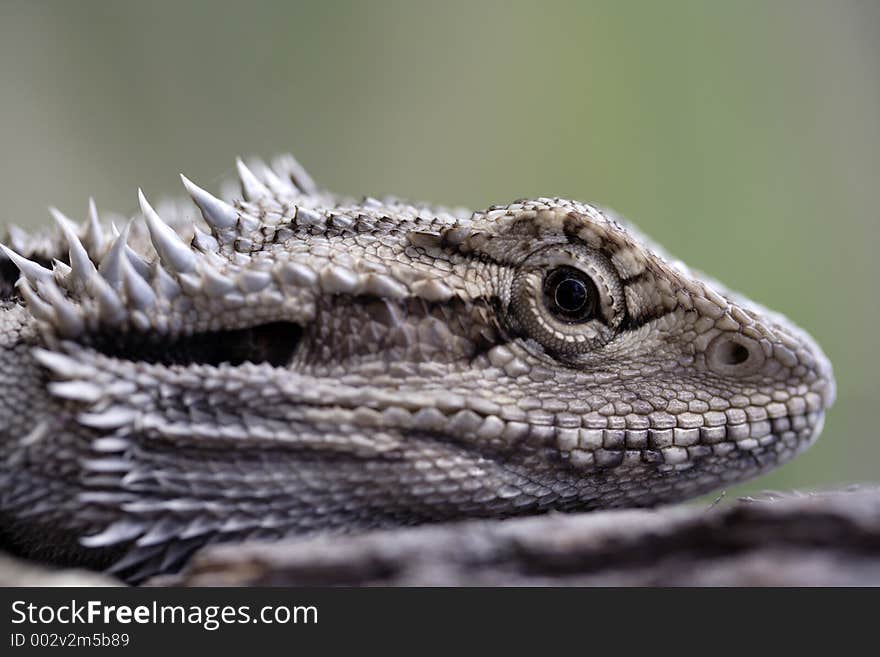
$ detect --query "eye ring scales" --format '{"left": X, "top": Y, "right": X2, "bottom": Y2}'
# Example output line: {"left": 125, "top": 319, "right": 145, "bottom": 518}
{"left": 510, "top": 244, "right": 625, "bottom": 357}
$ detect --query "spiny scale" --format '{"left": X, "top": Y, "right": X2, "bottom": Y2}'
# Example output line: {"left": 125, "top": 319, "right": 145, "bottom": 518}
{"left": 137, "top": 189, "right": 197, "bottom": 274}
{"left": 0, "top": 159, "right": 282, "bottom": 337}
{"left": 234, "top": 159, "right": 272, "bottom": 202}
{"left": 180, "top": 174, "right": 238, "bottom": 230}
{"left": 0, "top": 154, "right": 475, "bottom": 339}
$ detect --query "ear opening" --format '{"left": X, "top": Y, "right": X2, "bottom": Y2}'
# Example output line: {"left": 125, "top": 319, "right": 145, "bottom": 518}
{"left": 90, "top": 321, "right": 303, "bottom": 367}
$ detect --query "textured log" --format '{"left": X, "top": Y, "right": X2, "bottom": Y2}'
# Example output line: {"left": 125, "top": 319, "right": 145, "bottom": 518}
{"left": 0, "top": 552, "right": 119, "bottom": 586}
{"left": 4, "top": 486, "right": 878, "bottom": 586}
{"left": 162, "top": 486, "right": 880, "bottom": 586}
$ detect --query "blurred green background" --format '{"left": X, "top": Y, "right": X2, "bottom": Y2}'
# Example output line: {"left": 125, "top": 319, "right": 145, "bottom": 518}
{"left": 0, "top": 0, "right": 877, "bottom": 498}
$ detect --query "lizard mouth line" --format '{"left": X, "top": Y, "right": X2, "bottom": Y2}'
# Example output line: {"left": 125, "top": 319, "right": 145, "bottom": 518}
{"left": 558, "top": 410, "right": 826, "bottom": 469}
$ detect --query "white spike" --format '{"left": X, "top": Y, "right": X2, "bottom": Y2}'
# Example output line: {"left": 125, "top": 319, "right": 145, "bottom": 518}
{"left": 105, "top": 225, "right": 150, "bottom": 275}
{"left": 177, "top": 272, "right": 202, "bottom": 296}
{"left": 36, "top": 279, "right": 84, "bottom": 336}
{"left": 51, "top": 207, "right": 96, "bottom": 282}
{"left": 87, "top": 272, "right": 126, "bottom": 324}
{"left": 138, "top": 189, "right": 196, "bottom": 273}
{"left": 18, "top": 281, "right": 56, "bottom": 323}
{"left": 81, "top": 520, "right": 144, "bottom": 547}
{"left": 125, "top": 246, "right": 151, "bottom": 278}
{"left": 201, "top": 265, "right": 236, "bottom": 297}
{"left": 272, "top": 153, "right": 317, "bottom": 194}
{"left": 32, "top": 347, "right": 96, "bottom": 378}
{"left": 152, "top": 262, "right": 181, "bottom": 299}
{"left": 99, "top": 221, "right": 132, "bottom": 288}
{"left": 132, "top": 519, "right": 176, "bottom": 547}
{"left": 0, "top": 244, "right": 53, "bottom": 283}
{"left": 235, "top": 158, "right": 271, "bottom": 200}
{"left": 254, "top": 159, "right": 294, "bottom": 195}
{"left": 121, "top": 255, "right": 156, "bottom": 310}
{"left": 51, "top": 259, "right": 72, "bottom": 279}
{"left": 180, "top": 174, "right": 238, "bottom": 230}
{"left": 78, "top": 407, "right": 137, "bottom": 431}
{"left": 90, "top": 436, "right": 131, "bottom": 453}
{"left": 7, "top": 225, "right": 29, "bottom": 252}
{"left": 48, "top": 206, "right": 80, "bottom": 236}
{"left": 84, "top": 198, "right": 106, "bottom": 254}
{"left": 48, "top": 380, "right": 103, "bottom": 403}
{"left": 191, "top": 225, "right": 219, "bottom": 253}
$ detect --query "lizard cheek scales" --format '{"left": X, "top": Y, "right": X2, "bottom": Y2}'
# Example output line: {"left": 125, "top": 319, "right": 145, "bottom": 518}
{"left": 0, "top": 155, "right": 836, "bottom": 581}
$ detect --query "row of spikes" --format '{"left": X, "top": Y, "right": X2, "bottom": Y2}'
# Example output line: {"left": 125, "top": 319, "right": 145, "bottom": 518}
{"left": 1, "top": 155, "right": 316, "bottom": 257}
{"left": 0, "top": 159, "right": 443, "bottom": 340}
{"left": 0, "top": 170, "right": 278, "bottom": 337}
{"left": 235, "top": 154, "right": 317, "bottom": 201}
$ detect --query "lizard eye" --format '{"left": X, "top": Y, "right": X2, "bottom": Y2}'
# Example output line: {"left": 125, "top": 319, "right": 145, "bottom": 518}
{"left": 543, "top": 266, "right": 598, "bottom": 322}
{"left": 510, "top": 245, "right": 625, "bottom": 357}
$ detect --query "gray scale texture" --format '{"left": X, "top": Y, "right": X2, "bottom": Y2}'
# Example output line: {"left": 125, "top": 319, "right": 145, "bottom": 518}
{"left": 0, "top": 154, "right": 835, "bottom": 582}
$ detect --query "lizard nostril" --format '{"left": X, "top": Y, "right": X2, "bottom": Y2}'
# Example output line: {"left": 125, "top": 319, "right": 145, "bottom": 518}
{"left": 706, "top": 333, "right": 765, "bottom": 376}
{"left": 721, "top": 342, "right": 749, "bottom": 366}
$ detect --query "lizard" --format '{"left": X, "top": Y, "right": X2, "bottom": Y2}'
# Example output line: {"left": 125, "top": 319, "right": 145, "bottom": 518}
{"left": 0, "top": 154, "right": 836, "bottom": 582}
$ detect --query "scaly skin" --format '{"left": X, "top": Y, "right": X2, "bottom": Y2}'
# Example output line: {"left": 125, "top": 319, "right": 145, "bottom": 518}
{"left": 0, "top": 155, "right": 835, "bottom": 582}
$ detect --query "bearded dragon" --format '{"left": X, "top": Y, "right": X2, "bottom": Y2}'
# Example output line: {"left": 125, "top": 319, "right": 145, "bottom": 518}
{"left": 0, "top": 154, "right": 835, "bottom": 582}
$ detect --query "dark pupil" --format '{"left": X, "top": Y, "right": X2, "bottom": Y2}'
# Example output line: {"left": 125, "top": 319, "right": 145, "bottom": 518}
{"left": 543, "top": 266, "right": 597, "bottom": 322}
{"left": 555, "top": 278, "right": 587, "bottom": 312}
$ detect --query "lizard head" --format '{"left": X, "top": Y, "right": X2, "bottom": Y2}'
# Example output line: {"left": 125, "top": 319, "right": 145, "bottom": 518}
{"left": 448, "top": 200, "right": 835, "bottom": 498}
{"left": 0, "top": 155, "right": 835, "bottom": 579}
